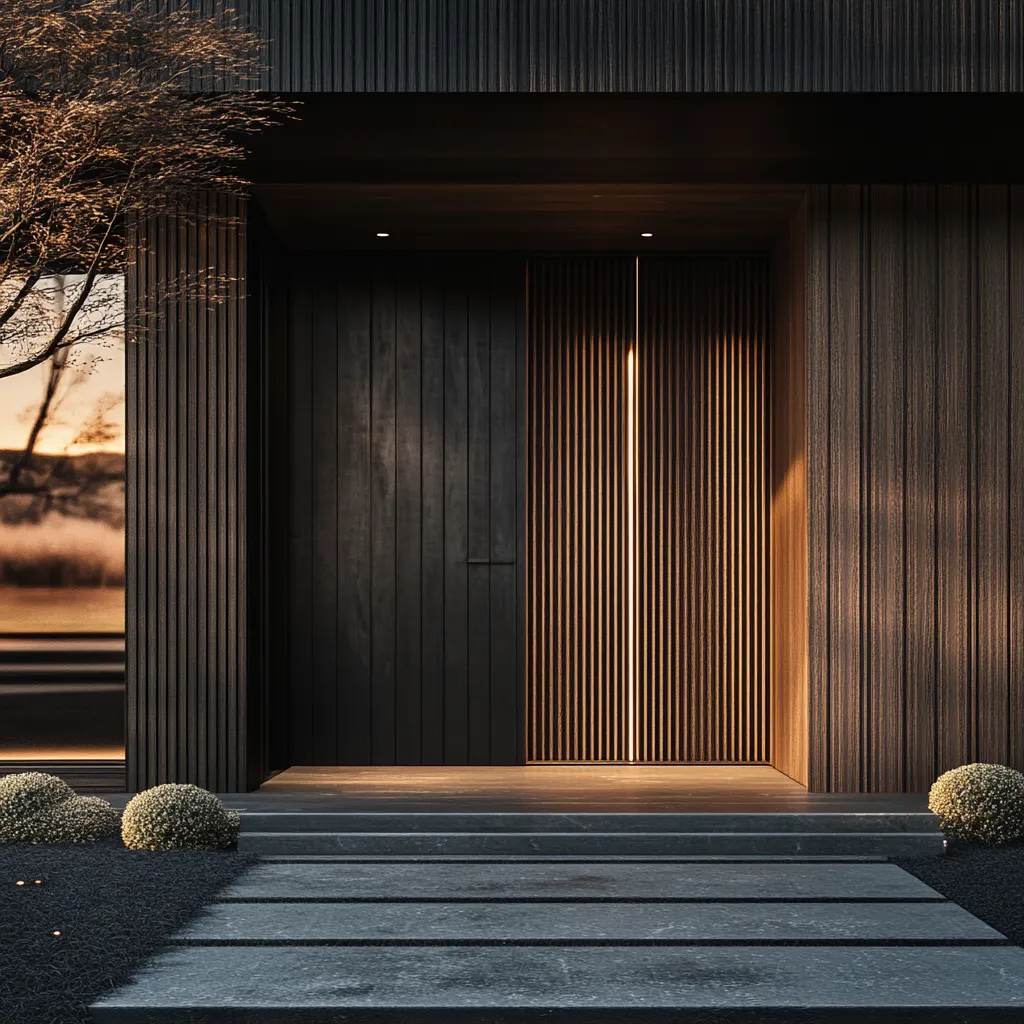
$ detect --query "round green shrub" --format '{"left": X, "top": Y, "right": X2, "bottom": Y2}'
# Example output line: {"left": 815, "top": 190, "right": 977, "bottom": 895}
{"left": 0, "top": 771, "right": 74, "bottom": 828}
{"left": 0, "top": 772, "right": 121, "bottom": 844}
{"left": 121, "top": 783, "right": 240, "bottom": 851}
{"left": 19, "top": 795, "right": 122, "bottom": 844}
{"left": 929, "top": 762, "right": 1024, "bottom": 843}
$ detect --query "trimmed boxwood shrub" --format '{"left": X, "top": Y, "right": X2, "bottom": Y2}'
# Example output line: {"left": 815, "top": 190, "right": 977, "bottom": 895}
{"left": 929, "top": 763, "right": 1024, "bottom": 844}
{"left": 0, "top": 772, "right": 121, "bottom": 843}
{"left": 121, "top": 783, "right": 240, "bottom": 851}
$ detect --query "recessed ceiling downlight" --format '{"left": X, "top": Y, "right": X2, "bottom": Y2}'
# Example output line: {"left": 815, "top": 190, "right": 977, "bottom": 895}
{"left": 641, "top": 232, "right": 653, "bottom": 237}
{"left": 376, "top": 232, "right": 390, "bottom": 237}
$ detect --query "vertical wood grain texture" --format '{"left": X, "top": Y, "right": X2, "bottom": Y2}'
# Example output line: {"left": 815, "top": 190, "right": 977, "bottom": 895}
{"left": 806, "top": 183, "right": 1024, "bottom": 792}
{"left": 806, "top": 184, "right": 831, "bottom": 793}
{"left": 126, "top": 194, "right": 253, "bottom": 792}
{"left": 827, "top": 184, "right": 864, "bottom": 793}
{"left": 276, "top": 254, "right": 523, "bottom": 766}
{"left": 228, "top": 0, "right": 1023, "bottom": 93}
{"left": 935, "top": 184, "right": 972, "bottom": 775}
{"left": 526, "top": 256, "right": 769, "bottom": 763}
{"left": 638, "top": 257, "right": 770, "bottom": 763}
{"left": 867, "top": 184, "right": 906, "bottom": 792}
{"left": 525, "top": 258, "right": 633, "bottom": 761}
{"left": 1010, "top": 185, "right": 1024, "bottom": 773}
{"left": 904, "top": 185, "right": 939, "bottom": 792}
{"left": 770, "top": 196, "right": 809, "bottom": 787}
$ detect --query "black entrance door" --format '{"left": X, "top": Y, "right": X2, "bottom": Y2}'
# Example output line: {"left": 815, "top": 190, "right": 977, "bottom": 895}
{"left": 278, "top": 254, "right": 524, "bottom": 765}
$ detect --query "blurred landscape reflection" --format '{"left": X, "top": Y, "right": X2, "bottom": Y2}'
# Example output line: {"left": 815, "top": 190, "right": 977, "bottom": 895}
{"left": 0, "top": 275, "right": 125, "bottom": 761}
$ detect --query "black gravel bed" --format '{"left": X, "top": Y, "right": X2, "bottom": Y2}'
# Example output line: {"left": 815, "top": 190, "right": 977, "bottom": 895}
{"left": 892, "top": 840, "right": 1024, "bottom": 947}
{"left": 0, "top": 835, "right": 259, "bottom": 1024}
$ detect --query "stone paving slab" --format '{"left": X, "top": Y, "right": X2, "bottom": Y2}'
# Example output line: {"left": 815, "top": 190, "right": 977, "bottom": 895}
{"left": 87, "top": 945, "right": 1024, "bottom": 1015}
{"left": 173, "top": 899, "right": 1004, "bottom": 943}
{"left": 236, "top": 812, "right": 943, "bottom": 833}
{"left": 237, "top": 830, "right": 945, "bottom": 856}
{"left": 218, "top": 861, "right": 944, "bottom": 901}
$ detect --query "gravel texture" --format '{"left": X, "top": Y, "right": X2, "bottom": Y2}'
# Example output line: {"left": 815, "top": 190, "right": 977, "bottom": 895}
{"left": 891, "top": 839, "right": 1024, "bottom": 947}
{"left": 0, "top": 834, "right": 259, "bottom": 1024}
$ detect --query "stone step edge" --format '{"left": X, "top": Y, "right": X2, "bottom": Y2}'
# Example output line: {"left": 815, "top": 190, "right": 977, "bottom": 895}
{"left": 236, "top": 812, "right": 941, "bottom": 832}
{"left": 237, "top": 831, "right": 946, "bottom": 839}
{"left": 253, "top": 854, "right": 894, "bottom": 862}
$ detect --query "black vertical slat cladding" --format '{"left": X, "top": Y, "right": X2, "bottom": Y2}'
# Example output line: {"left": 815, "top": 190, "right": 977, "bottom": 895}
{"left": 466, "top": 263, "right": 492, "bottom": 763}
{"left": 443, "top": 269, "right": 470, "bottom": 762}
{"left": 154, "top": 212, "right": 168, "bottom": 781}
{"left": 125, "top": 195, "right": 250, "bottom": 793}
{"left": 311, "top": 266, "right": 340, "bottom": 765}
{"left": 420, "top": 259, "right": 446, "bottom": 763}
{"left": 334, "top": 268, "right": 372, "bottom": 765}
{"left": 286, "top": 273, "right": 311, "bottom": 766}
{"left": 395, "top": 264, "right": 424, "bottom": 763}
{"left": 370, "top": 262, "right": 398, "bottom": 764}
{"left": 213, "top": 0, "right": 1024, "bottom": 94}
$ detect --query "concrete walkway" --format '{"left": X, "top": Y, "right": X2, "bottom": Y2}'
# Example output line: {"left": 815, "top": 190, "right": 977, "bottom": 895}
{"left": 89, "top": 854, "right": 1024, "bottom": 1022}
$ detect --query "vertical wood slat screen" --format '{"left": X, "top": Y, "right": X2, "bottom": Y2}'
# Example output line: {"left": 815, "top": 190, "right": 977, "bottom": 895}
{"left": 526, "top": 258, "right": 634, "bottom": 761}
{"left": 638, "top": 257, "right": 769, "bottom": 762}
{"left": 526, "top": 255, "right": 769, "bottom": 763}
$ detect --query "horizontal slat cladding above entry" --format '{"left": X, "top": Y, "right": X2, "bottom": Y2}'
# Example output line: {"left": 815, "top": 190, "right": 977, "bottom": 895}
{"left": 214, "top": 0, "right": 1024, "bottom": 93}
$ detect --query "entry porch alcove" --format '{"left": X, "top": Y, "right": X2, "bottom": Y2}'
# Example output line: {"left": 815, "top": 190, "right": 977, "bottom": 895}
{"left": 243, "top": 93, "right": 812, "bottom": 794}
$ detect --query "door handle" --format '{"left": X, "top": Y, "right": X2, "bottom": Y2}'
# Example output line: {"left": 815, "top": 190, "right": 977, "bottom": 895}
{"left": 464, "top": 558, "right": 516, "bottom": 565}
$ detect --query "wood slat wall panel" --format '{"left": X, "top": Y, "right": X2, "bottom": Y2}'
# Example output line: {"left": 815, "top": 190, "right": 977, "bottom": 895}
{"left": 126, "top": 195, "right": 254, "bottom": 792}
{"left": 806, "top": 183, "right": 1024, "bottom": 791}
{"left": 226, "top": 0, "right": 1024, "bottom": 93}
{"left": 638, "top": 257, "right": 770, "bottom": 763}
{"left": 526, "top": 255, "right": 769, "bottom": 763}
{"left": 526, "top": 258, "right": 633, "bottom": 761}
{"left": 806, "top": 185, "right": 831, "bottom": 793}
{"left": 904, "top": 185, "right": 939, "bottom": 792}
{"left": 275, "top": 254, "right": 524, "bottom": 766}
{"left": 1011, "top": 185, "right": 1024, "bottom": 773}
{"left": 770, "top": 197, "right": 809, "bottom": 787}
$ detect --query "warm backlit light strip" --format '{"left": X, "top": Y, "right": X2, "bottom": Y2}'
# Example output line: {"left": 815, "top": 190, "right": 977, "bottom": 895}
{"left": 627, "top": 256, "right": 639, "bottom": 763}
{"left": 627, "top": 345, "right": 635, "bottom": 764}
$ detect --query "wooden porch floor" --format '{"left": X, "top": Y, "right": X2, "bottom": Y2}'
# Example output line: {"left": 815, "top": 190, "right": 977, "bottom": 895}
{"left": 175, "top": 765, "right": 930, "bottom": 813}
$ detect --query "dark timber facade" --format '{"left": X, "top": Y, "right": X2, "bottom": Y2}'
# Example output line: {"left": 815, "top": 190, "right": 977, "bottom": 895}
{"left": 123, "top": 1, "right": 1024, "bottom": 793}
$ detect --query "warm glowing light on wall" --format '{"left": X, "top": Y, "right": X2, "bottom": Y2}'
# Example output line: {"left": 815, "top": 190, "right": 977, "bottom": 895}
{"left": 626, "top": 344, "right": 636, "bottom": 763}
{"left": 626, "top": 255, "right": 640, "bottom": 763}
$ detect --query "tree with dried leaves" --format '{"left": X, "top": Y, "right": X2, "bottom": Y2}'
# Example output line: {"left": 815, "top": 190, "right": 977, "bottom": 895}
{"left": 0, "top": 0, "right": 292, "bottom": 499}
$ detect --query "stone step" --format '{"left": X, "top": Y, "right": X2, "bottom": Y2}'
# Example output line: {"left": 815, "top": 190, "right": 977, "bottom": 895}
{"left": 87, "top": 945, "right": 1024, "bottom": 1022}
{"left": 237, "top": 811, "right": 943, "bottom": 833}
{"left": 237, "top": 829, "right": 946, "bottom": 856}
{"left": 172, "top": 898, "right": 1005, "bottom": 944}
{"left": 214, "top": 860, "right": 945, "bottom": 901}
{"left": 256, "top": 854, "right": 893, "bottom": 862}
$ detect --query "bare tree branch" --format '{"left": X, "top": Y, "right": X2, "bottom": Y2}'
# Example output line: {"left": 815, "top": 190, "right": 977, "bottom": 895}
{"left": 0, "top": 0, "right": 295, "bottom": 382}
